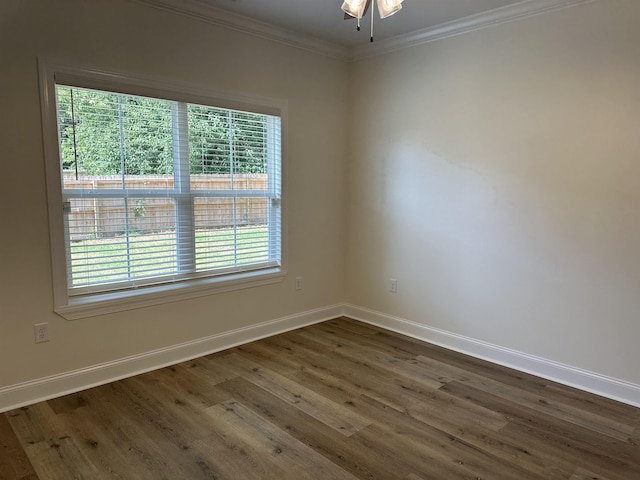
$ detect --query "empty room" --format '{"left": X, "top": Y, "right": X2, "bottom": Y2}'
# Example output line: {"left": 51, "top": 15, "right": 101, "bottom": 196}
{"left": 1, "top": 0, "right": 639, "bottom": 478}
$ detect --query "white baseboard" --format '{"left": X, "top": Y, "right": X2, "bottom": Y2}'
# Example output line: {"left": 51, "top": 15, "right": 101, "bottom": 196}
{"left": 3, "top": 302, "right": 639, "bottom": 413}
{"left": 342, "top": 304, "right": 640, "bottom": 408}
{"left": 0, "top": 304, "right": 343, "bottom": 413}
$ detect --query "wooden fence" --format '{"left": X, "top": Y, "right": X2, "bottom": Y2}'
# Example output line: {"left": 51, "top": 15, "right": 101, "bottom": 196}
{"left": 63, "top": 174, "right": 269, "bottom": 240}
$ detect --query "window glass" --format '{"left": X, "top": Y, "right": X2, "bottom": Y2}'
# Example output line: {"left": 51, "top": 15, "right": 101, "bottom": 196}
{"left": 55, "top": 85, "right": 281, "bottom": 296}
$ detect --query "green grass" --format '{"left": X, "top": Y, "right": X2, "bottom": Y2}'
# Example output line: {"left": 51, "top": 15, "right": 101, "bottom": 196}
{"left": 69, "top": 226, "right": 269, "bottom": 287}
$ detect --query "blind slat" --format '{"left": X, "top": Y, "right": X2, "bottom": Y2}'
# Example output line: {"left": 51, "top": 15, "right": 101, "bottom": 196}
{"left": 57, "top": 85, "right": 281, "bottom": 294}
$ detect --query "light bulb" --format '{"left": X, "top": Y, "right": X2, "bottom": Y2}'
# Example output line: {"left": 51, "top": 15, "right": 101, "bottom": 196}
{"left": 341, "top": 0, "right": 368, "bottom": 19}
{"left": 377, "top": 0, "right": 403, "bottom": 19}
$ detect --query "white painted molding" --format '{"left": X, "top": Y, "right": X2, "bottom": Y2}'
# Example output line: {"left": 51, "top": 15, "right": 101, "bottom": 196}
{"left": 128, "top": 0, "right": 349, "bottom": 60}
{"left": 38, "top": 57, "right": 290, "bottom": 321}
{"left": 4, "top": 302, "right": 638, "bottom": 413}
{"left": 0, "top": 304, "right": 343, "bottom": 413}
{"left": 342, "top": 304, "right": 640, "bottom": 408}
{"left": 57, "top": 270, "right": 286, "bottom": 320}
{"left": 351, "top": 0, "right": 600, "bottom": 59}
{"left": 129, "top": 0, "right": 599, "bottom": 61}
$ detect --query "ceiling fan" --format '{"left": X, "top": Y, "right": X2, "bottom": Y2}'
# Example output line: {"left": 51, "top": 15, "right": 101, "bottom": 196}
{"left": 342, "top": 0, "right": 405, "bottom": 42}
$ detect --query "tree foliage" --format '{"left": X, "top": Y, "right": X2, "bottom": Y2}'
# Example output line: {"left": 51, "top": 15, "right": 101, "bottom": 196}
{"left": 56, "top": 87, "right": 268, "bottom": 177}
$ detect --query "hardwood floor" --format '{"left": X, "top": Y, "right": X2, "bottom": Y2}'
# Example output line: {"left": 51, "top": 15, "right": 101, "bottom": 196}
{"left": 2, "top": 317, "right": 639, "bottom": 479}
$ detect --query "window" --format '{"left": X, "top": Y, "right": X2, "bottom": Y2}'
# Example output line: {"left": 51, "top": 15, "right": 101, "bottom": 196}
{"left": 40, "top": 61, "right": 286, "bottom": 319}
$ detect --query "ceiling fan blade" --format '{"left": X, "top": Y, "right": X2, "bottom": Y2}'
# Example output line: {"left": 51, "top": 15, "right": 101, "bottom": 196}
{"left": 343, "top": 0, "right": 372, "bottom": 19}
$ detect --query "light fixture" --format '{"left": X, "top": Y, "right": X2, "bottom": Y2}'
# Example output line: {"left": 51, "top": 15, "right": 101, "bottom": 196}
{"left": 342, "top": 0, "right": 404, "bottom": 42}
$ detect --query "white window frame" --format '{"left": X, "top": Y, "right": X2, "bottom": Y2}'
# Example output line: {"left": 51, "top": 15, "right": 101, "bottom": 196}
{"left": 39, "top": 59, "right": 287, "bottom": 320}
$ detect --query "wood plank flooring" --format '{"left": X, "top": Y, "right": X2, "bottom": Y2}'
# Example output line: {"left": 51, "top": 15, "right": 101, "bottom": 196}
{"left": 2, "top": 317, "right": 639, "bottom": 479}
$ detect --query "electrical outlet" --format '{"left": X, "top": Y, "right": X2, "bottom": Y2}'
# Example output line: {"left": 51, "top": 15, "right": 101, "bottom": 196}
{"left": 34, "top": 323, "right": 49, "bottom": 343}
{"left": 295, "top": 276, "right": 303, "bottom": 291}
{"left": 389, "top": 278, "right": 398, "bottom": 293}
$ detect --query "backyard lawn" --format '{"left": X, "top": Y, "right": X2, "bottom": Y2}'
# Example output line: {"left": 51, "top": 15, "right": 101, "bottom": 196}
{"left": 69, "top": 226, "right": 269, "bottom": 287}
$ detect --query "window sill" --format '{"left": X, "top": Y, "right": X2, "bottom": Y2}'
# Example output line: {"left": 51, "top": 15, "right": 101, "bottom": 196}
{"left": 55, "top": 268, "right": 286, "bottom": 320}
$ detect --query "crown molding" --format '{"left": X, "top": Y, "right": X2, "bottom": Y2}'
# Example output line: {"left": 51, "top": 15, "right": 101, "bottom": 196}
{"left": 129, "top": 0, "right": 599, "bottom": 62}
{"left": 350, "top": 0, "right": 600, "bottom": 60}
{"left": 128, "top": 0, "right": 350, "bottom": 60}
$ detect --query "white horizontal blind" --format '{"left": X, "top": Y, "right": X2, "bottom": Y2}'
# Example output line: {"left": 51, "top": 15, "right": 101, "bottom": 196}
{"left": 55, "top": 85, "right": 281, "bottom": 295}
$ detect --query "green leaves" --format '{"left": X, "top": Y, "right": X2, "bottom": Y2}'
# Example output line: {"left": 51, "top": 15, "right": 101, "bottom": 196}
{"left": 56, "top": 87, "right": 267, "bottom": 177}
{"left": 188, "top": 105, "right": 267, "bottom": 175}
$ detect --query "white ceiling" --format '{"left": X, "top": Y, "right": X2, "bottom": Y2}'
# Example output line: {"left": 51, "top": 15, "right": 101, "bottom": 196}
{"left": 196, "top": 0, "right": 530, "bottom": 47}
{"left": 135, "top": 0, "right": 589, "bottom": 59}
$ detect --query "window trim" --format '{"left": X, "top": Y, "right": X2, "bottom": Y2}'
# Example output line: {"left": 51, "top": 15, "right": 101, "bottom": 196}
{"left": 39, "top": 58, "right": 288, "bottom": 320}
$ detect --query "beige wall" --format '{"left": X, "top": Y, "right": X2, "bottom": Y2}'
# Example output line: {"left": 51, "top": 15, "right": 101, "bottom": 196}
{"left": 346, "top": 0, "right": 640, "bottom": 384}
{"left": 0, "top": 0, "right": 348, "bottom": 387}
{"left": 2, "top": 0, "right": 639, "bottom": 402}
